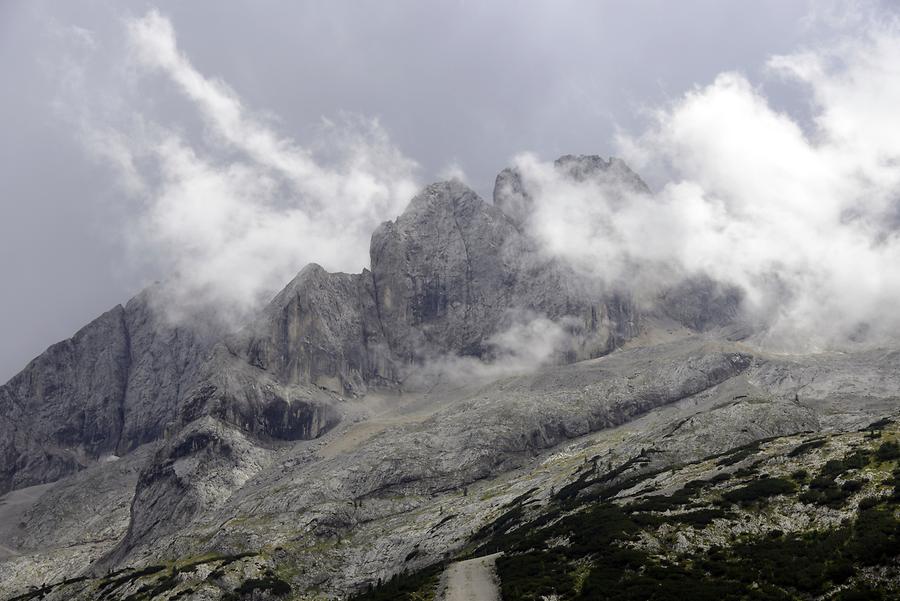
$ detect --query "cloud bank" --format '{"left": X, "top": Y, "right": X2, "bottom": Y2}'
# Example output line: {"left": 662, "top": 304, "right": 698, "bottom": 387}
{"left": 75, "top": 8, "right": 900, "bottom": 355}
{"left": 402, "top": 312, "right": 579, "bottom": 388}
{"left": 81, "top": 10, "right": 419, "bottom": 325}
{"left": 509, "top": 20, "right": 900, "bottom": 351}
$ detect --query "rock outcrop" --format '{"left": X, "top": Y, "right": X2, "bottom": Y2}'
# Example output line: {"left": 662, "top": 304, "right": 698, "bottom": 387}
{"left": 2, "top": 155, "right": 809, "bottom": 600}
{"left": 371, "top": 180, "right": 638, "bottom": 365}
{"left": 241, "top": 264, "right": 393, "bottom": 397}
{"left": 0, "top": 293, "right": 209, "bottom": 495}
{"left": 0, "top": 156, "right": 727, "bottom": 497}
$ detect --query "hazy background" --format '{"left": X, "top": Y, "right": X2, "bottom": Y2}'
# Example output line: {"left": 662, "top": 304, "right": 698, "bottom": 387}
{"left": 0, "top": 0, "right": 894, "bottom": 381}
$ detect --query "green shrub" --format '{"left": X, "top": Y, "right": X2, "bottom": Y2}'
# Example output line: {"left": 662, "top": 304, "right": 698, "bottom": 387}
{"left": 350, "top": 564, "right": 443, "bottom": 601}
{"left": 733, "top": 466, "right": 759, "bottom": 478}
{"left": 717, "top": 443, "right": 761, "bottom": 467}
{"left": 788, "top": 439, "right": 826, "bottom": 458}
{"left": 858, "top": 496, "right": 880, "bottom": 510}
{"left": 822, "top": 450, "right": 870, "bottom": 476}
{"left": 875, "top": 441, "right": 900, "bottom": 461}
{"left": 722, "top": 477, "right": 797, "bottom": 505}
{"left": 236, "top": 574, "right": 290, "bottom": 596}
{"left": 863, "top": 417, "right": 894, "bottom": 432}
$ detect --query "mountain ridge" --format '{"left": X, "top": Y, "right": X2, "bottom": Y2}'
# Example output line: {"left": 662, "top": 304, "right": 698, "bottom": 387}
{"left": 0, "top": 156, "right": 653, "bottom": 496}
{"left": 2, "top": 156, "right": 898, "bottom": 600}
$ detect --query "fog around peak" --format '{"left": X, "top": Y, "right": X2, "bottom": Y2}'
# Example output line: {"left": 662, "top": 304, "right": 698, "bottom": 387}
{"left": 3, "top": 0, "right": 900, "bottom": 379}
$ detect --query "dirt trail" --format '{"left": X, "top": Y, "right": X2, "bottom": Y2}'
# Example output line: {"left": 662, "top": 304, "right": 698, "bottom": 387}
{"left": 439, "top": 553, "right": 502, "bottom": 601}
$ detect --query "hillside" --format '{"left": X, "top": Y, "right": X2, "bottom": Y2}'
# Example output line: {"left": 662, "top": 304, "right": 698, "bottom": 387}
{"left": 359, "top": 417, "right": 900, "bottom": 601}
{"left": 2, "top": 157, "right": 900, "bottom": 600}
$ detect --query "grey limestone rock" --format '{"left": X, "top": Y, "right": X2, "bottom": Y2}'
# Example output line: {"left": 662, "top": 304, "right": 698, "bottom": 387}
{"left": 372, "top": 179, "right": 640, "bottom": 367}
{"left": 5, "top": 156, "right": 836, "bottom": 600}
{"left": 0, "top": 291, "right": 211, "bottom": 495}
{"left": 0, "top": 306, "right": 130, "bottom": 496}
{"left": 0, "top": 158, "right": 658, "bottom": 499}
{"left": 242, "top": 263, "right": 393, "bottom": 397}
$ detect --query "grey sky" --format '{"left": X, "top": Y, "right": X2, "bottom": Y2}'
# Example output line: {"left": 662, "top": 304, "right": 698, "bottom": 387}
{"left": 0, "top": 0, "right": 891, "bottom": 381}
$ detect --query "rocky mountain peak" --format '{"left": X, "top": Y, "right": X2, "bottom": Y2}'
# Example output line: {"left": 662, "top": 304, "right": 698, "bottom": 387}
{"left": 494, "top": 154, "right": 651, "bottom": 227}
{"left": 400, "top": 179, "right": 490, "bottom": 219}
{"left": 7, "top": 153, "right": 900, "bottom": 601}
{"left": 0, "top": 157, "right": 699, "bottom": 499}
{"left": 553, "top": 154, "right": 650, "bottom": 193}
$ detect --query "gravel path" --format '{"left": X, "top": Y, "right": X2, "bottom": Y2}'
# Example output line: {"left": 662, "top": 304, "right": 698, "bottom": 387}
{"left": 439, "top": 553, "right": 502, "bottom": 601}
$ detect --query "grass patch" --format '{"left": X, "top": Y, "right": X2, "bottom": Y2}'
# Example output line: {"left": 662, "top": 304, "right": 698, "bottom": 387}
{"left": 349, "top": 563, "right": 443, "bottom": 601}
{"left": 721, "top": 477, "right": 797, "bottom": 505}
{"left": 875, "top": 441, "right": 900, "bottom": 462}
{"left": 788, "top": 438, "right": 826, "bottom": 458}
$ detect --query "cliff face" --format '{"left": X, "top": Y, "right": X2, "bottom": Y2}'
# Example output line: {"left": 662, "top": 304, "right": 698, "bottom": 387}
{"left": 0, "top": 294, "right": 209, "bottom": 495}
{"left": 0, "top": 306, "right": 128, "bottom": 494}
{"left": 238, "top": 176, "right": 644, "bottom": 401}
{"left": 241, "top": 264, "right": 393, "bottom": 397}
{"left": 5, "top": 156, "right": 900, "bottom": 601}
{"left": 370, "top": 180, "right": 639, "bottom": 366}
{"left": 0, "top": 156, "right": 690, "bottom": 496}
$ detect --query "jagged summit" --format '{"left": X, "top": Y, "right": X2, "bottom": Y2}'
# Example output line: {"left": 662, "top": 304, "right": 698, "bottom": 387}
{"left": 554, "top": 154, "right": 651, "bottom": 192}
{"left": 395, "top": 179, "right": 489, "bottom": 218}
{"left": 493, "top": 154, "right": 651, "bottom": 227}
{"left": 0, "top": 158, "right": 648, "bottom": 495}
{"left": 8, "top": 156, "right": 897, "bottom": 600}
{"left": 0, "top": 156, "right": 733, "bottom": 498}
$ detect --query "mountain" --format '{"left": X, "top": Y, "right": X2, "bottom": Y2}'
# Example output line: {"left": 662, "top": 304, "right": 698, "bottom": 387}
{"left": 1, "top": 157, "right": 898, "bottom": 600}
{"left": 359, "top": 417, "right": 900, "bottom": 600}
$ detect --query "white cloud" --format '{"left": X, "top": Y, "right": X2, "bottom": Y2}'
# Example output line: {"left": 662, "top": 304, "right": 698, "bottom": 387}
{"left": 437, "top": 162, "right": 469, "bottom": 184}
{"left": 69, "top": 7, "right": 900, "bottom": 355}
{"left": 402, "top": 312, "right": 577, "bottom": 387}
{"left": 79, "top": 10, "right": 420, "bottom": 325}
{"left": 512, "top": 22, "right": 900, "bottom": 351}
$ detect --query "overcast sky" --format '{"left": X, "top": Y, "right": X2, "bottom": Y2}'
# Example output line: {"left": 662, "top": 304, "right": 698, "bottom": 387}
{"left": 1, "top": 0, "right": 895, "bottom": 381}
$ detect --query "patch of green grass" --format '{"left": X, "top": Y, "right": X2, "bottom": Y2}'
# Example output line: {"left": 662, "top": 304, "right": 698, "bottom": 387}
{"left": 721, "top": 477, "right": 797, "bottom": 505}
{"left": 225, "top": 572, "right": 292, "bottom": 599}
{"left": 788, "top": 438, "right": 826, "bottom": 458}
{"left": 349, "top": 563, "right": 443, "bottom": 601}
{"left": 875, "top": 441, "right": 900, "bottom": 461}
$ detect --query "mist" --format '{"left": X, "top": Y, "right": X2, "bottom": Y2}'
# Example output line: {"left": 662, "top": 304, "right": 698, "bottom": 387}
{"left": 509, "top": 18, "right": 900, "bottom": 351}
{"left": 72, "top": 10, "right": 420, "bottom": 326}
{"left": 57, "top": 4, "right": 900, "bottom": 360}
{"left": 401, "top": 312, "right": 579, "bottom": 389}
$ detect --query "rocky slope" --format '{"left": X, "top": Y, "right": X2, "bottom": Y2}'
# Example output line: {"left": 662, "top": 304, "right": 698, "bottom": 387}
{"left": 2, "top": 156, "right": 899, "bottom": 600}
{"left": 0, "top": 292, "right": 210, "bottom": 495}
{"left": 360, "top": 416, "right": 900, "bottom": 600}
{"left": 0, "top": 157, "right": 650, "bottom": 496}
